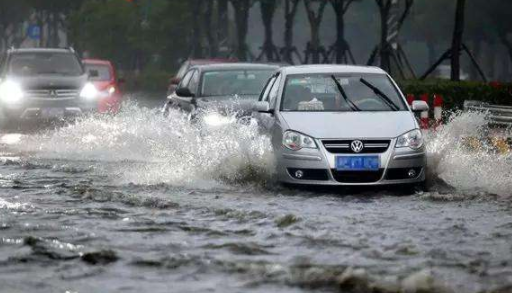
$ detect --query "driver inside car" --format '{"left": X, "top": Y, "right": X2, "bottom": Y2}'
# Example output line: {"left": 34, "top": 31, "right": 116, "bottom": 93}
{"left": 283, "top": 84, "right": 324, "bottom": 110}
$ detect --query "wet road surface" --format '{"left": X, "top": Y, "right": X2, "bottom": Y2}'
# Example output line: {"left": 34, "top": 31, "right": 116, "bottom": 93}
{"left": 1, "top": 99, "right": 512, "bottom": 293}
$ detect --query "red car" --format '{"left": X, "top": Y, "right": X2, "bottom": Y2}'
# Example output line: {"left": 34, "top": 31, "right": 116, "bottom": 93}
{"left": 167, "top": 58, "right": 237, "bottom": 95}
{"left": 83, "top": 59, "right": 123, "bottom": 114}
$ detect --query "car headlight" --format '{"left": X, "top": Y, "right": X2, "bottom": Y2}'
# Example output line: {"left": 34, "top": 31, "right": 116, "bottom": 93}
{"left": 98, "top": 86, "right": 116, "bottom": 99}
{"left": 283, "top": 130, "right": 317, "bottom": 151}
{"left": 80, "top": 83, "right": 99, "bottom": 100}
{"left": 203, "top": 113, "right": 235, "bottom": 127}
{"left": 0, "top": 80, "right": 23, "bottom": 104}
{"left": 396, "top": 129, "right": 424, "bottom": 149}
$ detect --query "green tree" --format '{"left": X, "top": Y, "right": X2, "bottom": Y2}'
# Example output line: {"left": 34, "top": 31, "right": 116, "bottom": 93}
{"left": 257, "top": 0, "right": 280, "bottom": 62}
{"left": 405, "top": 0, "right": 453, "bottom": 66}
{"left": 0, "top": 0, "right": 30, "bottom": 49}
{"left": 484, "top": 0, "right": 512, "bottom": 65}
{"left": 69, "top": 0, "right": 191, "bottom": 71}
{"left": 230, "top": 0, "right": 254, "bottom": 61}
{"left": 282, "top": 0, "right": 301, "bottom": 64}
{"left": 69, "top": 0, "right": 140, "bottom": 67}
{"left": 27, "top": 0, "right": 85, "bottom": 47}
{"left": 304, "top": 0, "right": 328, "bottom": 64}
{"left": 374, "top": 0, "right": 414, "bottom": 73}
{"left": 329, "top": 0, "right": 360, "bottom": 64}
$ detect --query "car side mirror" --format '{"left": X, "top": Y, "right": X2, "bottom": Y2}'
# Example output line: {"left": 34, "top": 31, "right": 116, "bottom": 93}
{"left": 254, "top": 101, "right": 272, "bottom": 113}
{"left": 176, "top": 87, "right": 194, "bottom": 98}
{"left": 411, "top": 100, "right": 429, "bottom": 112}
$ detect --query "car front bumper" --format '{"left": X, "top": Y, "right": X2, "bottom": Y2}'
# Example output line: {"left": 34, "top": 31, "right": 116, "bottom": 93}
{"left": 1, "top": 98, "right": 97, "bottom": 121}
{"left": 275, "top": 138, "right": 426, "bottom": 186}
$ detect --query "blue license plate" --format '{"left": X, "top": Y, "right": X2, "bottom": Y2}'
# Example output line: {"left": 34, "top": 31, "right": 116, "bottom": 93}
{"left": 336, "top": 156, "right": 380, "bottom": 171}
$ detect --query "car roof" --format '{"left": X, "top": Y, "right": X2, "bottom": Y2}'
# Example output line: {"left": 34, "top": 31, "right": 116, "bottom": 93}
{"left": 83, "top": 59, "right": 113, "bottom": 66}
{"left": 192, "top": 63, "right": 280, "bottom": 72}
{"left": 8, "top": 48, "right": 74, "bottom": 54}
{"left": 188, "top": 59, "right": 237, "bottom": 65}
{"left": 280, "top": 64, "right": 387, "bottom": 75}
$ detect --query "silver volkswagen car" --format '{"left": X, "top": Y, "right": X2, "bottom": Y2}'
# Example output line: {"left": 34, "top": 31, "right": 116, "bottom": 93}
{"left": 253, "top": 65, "right": 429, "bottom": 187}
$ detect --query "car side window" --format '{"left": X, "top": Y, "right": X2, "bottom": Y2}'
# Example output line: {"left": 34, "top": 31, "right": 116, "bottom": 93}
{"left": 267, "top": 74, "right": 282, "bottom": 107}
{"left": 178, "top": 70, "right": 194, "bottom": 89}
{"left": 176, "top": 61, "right": 189, "bottom": 79}
{"left": 259, "top": 76, "right": 276, "bottom": 102}
{"left": 187, "top": 70, "right": 200, "bottom": 94}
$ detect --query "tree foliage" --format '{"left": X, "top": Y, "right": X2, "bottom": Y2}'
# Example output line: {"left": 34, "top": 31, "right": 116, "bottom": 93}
{"left": 68, "top": 0, "right": 192, "bottom": 71}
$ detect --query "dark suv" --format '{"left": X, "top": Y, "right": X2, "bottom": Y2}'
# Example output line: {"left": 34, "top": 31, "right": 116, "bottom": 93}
{"left": 0, "top": 48, "right": 97, "bottom": 127}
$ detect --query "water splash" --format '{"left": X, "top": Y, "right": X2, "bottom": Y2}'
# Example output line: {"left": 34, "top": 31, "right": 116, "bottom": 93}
{"left": 16, "top": 102, "right": 275, "bottom": 187}
{"left": 6, "top": 102, "right": 512, "bottom": 197}
{"left": 426, "top": 111, "right": 512, "bottom": 197}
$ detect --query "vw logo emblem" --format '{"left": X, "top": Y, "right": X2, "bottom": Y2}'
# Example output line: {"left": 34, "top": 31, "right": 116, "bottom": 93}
{"left": 350, "top": 140, "right": 364, "bottom": 153}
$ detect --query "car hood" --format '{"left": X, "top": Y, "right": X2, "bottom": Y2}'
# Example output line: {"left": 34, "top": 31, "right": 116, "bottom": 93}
{"left": 280, "top": 111, "right": 417, "bottom": 139}
{"left": 10, "top": 74, "right": 88, "bottom": 90}
{"left": 197, "top": 96, "right": 258, "bottom": 116}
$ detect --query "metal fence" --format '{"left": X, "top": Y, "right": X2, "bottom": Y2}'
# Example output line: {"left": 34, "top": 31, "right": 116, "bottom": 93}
{"left": 464, "top": 100, "right": 512, "bottom": 127}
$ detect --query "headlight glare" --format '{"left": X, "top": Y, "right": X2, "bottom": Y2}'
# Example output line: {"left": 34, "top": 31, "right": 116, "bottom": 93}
{"left": 0, "top": 80, "right": 23, "bottom": 104}
{"left": 396, "top": 129, "right": 424, "bottom": 149}
{"left": 203, "top": 113, "right": 235, "bottom": 127}
{"left": 80, "top": 83, "right": 99, "bottom": 100}
{"left": 283, "top": 131, "right": 317, "bottom": 151}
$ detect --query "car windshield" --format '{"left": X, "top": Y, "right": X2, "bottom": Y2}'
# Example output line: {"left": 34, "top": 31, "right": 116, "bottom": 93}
{"left": 201, "top": 69, "right": 275, "bottom": 97}
{"left": 280, "top": 74, "right": 407, "bottom": 112}
{"left": 9, "top": 52, "right": 84, "bottom": 76}
{"left": 85, "top": 64, "right": 112, "bottom": 81}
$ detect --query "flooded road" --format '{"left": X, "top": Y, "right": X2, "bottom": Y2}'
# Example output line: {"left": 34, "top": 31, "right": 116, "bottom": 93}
{"left": 1, "top": 100, "right": 512, "bottom": 293}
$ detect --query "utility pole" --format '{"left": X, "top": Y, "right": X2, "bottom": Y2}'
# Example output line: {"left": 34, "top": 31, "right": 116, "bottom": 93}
{"left": 451, "top": 0, "right": 465, "bottom": 81}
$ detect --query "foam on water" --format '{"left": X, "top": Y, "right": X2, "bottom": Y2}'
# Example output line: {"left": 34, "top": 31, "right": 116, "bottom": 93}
{"left": 16, "top": 102, "right": 275, "bottom": 187}
{"left": 7, "top": 102, "right": 512, "bottom": 196}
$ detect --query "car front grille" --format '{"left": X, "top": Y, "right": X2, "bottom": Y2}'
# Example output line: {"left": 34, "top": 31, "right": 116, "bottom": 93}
{"left": 331, "top": 169, "right": 384, "bottom": 183}
{"left": 25, "top": 89, "right": 79, "bottom": 100}
{"left": 322, "top": 140, "right": 391, "bottom": 154}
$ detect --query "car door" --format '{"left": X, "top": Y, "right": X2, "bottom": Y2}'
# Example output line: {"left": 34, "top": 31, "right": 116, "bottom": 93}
{"left": 172, "top": 69, "right": 197, "bottom": 113}
{"left": 254, "top": 73, "right": 282, "bottom": 132}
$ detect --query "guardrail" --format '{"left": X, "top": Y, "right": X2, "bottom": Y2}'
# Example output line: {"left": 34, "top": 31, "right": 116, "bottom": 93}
{"left": 464, "top": 100, "right": 512, "bottom": 127}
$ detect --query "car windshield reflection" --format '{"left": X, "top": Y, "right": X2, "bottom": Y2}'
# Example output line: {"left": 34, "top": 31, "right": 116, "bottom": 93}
{"left": 280, "top": 74, "right": 407, "bottom": 112}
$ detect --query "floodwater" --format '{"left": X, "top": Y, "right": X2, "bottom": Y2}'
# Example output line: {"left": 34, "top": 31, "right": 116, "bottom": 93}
{"left": 1, "top": 100, "right": 512, "bottom": 293}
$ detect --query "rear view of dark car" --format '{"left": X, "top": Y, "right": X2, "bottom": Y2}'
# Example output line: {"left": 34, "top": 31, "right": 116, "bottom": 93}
{"left": 0, "top": 48, "right": 97, "bottom": 128}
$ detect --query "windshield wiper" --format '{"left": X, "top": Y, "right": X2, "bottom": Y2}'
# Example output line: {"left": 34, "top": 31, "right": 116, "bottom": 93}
{"left": 331, "top": 75, "right": 360, "bottom": 111}
{"left": 359, "top": 78, "right": 400, "bottom": 111}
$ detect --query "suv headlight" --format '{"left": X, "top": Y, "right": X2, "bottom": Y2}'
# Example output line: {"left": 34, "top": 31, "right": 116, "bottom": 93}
{"left": 80, "top": 83, "right": 99, "bottom": 100}
{"left": 0, "top": 80, "right": 23, "bottom": 104}
{"left": 283, "top": 130, "right": 317, "bottom": 151}
{"left": 396, "top": 129, "right": 424, "bottom": 149}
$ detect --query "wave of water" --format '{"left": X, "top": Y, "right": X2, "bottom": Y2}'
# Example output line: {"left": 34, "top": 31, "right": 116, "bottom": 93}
{"left": 426, "top": 111, "right": 512, "bottom": 197}
{"left": 5, "top": 102, "right": 512, "bottom": 197}
{"left": 14, "top": 102, "right": 275, "bottom": 187}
